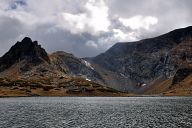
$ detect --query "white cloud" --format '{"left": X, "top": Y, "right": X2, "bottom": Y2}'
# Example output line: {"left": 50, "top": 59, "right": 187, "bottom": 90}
{"left": 113, "top": 29, "right": 127, "bottom": 39}
{"left": 119, "top": 15, "right": 158, "bottom": 30}
{"left": 0, "top": 0, "right": 9, "bottom": 10}
{"left": 85, "top": 0, "right": 110, "bottom": 32}
{"left": 60, "top": 0, "right": 110, "bottom": 35}
{"left": 86, "top": 40, "right": 98, "bottom": 48}
{"left": 113, "top": 29, "right": 137, "bottom": 41}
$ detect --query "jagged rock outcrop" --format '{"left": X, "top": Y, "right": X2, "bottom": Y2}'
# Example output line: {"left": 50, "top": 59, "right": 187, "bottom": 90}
{"left": 0, "top": 37, "right": 50, "bottom": 72}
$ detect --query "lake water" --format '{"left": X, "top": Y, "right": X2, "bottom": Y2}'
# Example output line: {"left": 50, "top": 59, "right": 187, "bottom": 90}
{"left": 0, "top": 97, "right": 191, "bottom": 128}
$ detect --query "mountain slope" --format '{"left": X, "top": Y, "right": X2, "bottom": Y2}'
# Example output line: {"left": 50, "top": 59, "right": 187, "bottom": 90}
{"left": 49, "top": 51, "right": 104, "bottom": 84}
{"left": 89, "top": 26, "right": 192, "bottom": 92}
{"left": 0, "top": 26, "right": 192, "bottom": 96}
{"left": 145, "top": 68, "right": 192, "bottom": 96}
{"left": 0, "top": 37, "right": 126, "bottom": 96}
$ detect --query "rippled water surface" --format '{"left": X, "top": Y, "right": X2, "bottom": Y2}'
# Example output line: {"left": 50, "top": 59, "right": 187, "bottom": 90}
{"left": 0, "top": 97, "right": 191, "bottom": 128}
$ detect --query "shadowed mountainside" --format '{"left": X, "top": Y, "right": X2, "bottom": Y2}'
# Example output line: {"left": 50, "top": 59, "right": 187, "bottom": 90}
{"left": 89, "top": 26, "right": 192, "bottom": 93}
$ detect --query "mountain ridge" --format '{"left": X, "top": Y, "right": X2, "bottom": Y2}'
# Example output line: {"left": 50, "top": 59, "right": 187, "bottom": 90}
{"left": 0, "top": 26, "right": 192, "bottom": 96}
{"left": 90, "top": 26, "right": 192, "bottom": 92}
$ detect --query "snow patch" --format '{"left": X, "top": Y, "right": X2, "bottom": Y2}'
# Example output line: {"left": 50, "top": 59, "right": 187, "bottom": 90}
{"left": 86, "top": 78, "right": 91, "bottom": 81}
{"left": 141, "top": 83, "right": 146, "bottom": 87}
{"left": 82, "top": 60, "right": 94, "bottom": 70}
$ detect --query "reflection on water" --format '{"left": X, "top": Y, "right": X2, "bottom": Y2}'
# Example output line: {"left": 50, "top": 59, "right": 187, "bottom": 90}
{"left": 0, "top": 97, "right": 191, "bottom": 128}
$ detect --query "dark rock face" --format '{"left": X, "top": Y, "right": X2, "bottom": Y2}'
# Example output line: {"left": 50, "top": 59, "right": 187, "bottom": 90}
{"left": 90, "top": 26, "right": 192, "bottom": 92}
{"left": 172, "top": 68, "right": 192, "bottom": 85}
{"left": 0, "top": 37, "right": 50, "bottom": 72}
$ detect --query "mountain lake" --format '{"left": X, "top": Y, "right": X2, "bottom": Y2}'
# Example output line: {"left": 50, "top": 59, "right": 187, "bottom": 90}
{"left": 0, "top": 97, "right": 191, "bottom": 128}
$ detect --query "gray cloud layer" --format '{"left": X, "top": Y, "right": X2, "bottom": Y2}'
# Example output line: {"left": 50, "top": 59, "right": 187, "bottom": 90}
{"left": 0, "top": 0, "right": 192, "bottom": 57}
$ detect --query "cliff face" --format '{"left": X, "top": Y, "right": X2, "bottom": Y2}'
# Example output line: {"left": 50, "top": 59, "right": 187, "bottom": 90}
{"left": 90, "top": 26, "right": 192, "bottom": 92}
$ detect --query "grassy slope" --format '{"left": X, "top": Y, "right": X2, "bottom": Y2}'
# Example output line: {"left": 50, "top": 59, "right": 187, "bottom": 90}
{"left": 163, "top": 75, "right": 192, "bottom": 96}
{"left": 0, "top": 63, "right": 191, "bottom": 97}
{"left": 144, "top": 76, "right": 192, "bottom": 96}
{"left": 0, "top": 77, "right": 134, "bottom": 97}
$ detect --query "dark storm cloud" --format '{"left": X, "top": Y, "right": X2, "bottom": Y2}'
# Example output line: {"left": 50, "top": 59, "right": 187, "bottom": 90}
{"left": 0, "top": 15, "right": 26, "bottom": 56}
{"left": 29, "top": 27, "right": 101, "bottom": 57}
{"left": 0, "top": 0, "right": 191, "bottom": 57}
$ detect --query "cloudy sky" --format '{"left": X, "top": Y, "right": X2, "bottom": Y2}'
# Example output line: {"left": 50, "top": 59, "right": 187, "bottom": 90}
{"left": 0, "top": 0, "right": 192, "bottom": 57}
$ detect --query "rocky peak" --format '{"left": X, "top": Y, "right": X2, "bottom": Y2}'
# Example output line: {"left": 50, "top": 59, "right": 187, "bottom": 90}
{"left": 21, "top": 37, "right": 33, "bottom": 43}
{"left": 0, "top": 37, "right": 50, "bottom": 72}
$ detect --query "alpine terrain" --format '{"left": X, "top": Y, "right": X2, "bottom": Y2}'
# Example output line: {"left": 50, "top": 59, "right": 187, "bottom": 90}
{"left": 0, "top": 26, "right": 192, "bottom": 96}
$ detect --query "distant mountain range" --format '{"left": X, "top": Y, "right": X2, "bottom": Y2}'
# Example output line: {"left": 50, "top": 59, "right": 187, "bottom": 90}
{"left": 0, "top": 26, "right": 192, "bottom": 96}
